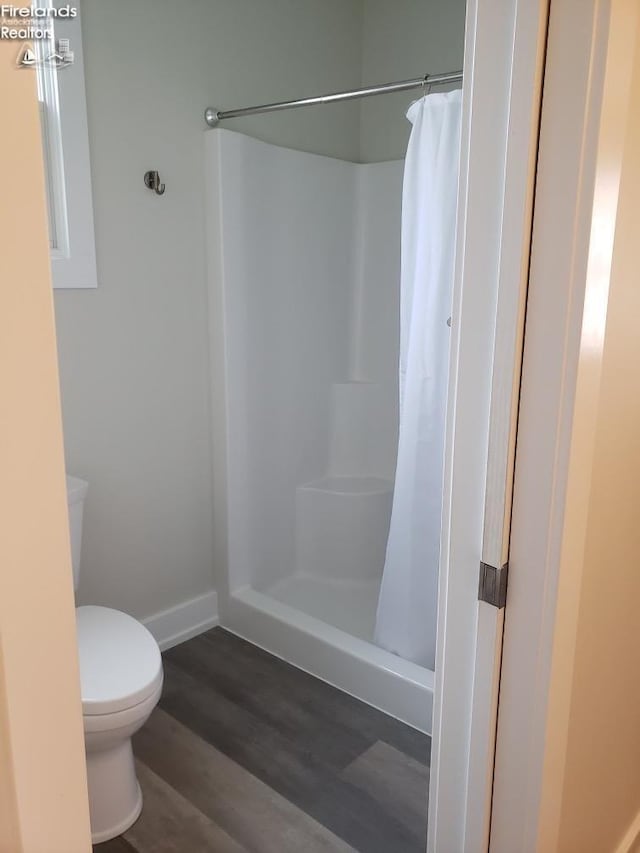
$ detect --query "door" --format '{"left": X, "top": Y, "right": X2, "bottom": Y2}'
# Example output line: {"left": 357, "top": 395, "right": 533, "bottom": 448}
{"left": 428, "top": 1, "right": 549, "bottom": 850}
{"left": 490, "top": 0, "right": 640, "bottom": 849}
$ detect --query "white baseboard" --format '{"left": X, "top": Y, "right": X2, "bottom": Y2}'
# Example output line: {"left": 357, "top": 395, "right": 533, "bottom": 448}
{"left": 616, "top": 808, "right": 640, "bottom": 853}
{"left": 142, "top": 590, "right": 219, "bottom": 651}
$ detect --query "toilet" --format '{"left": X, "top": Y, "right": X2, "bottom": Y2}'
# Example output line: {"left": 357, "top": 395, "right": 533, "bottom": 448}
{"left": 67, "top": 475, "right": 163, "bottom": 844}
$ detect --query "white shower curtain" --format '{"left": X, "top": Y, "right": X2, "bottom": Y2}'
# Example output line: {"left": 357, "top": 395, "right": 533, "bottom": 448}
{"left": 374, "top": 90, "right": 462, "bottom": 669}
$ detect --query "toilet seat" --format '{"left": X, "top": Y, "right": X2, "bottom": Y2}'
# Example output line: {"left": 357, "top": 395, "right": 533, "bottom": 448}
{"left": 82, "top": 680, "right": 163, "bottom": 734}
{"left": 76, "top": 605, "right": 163, "bottom": 716}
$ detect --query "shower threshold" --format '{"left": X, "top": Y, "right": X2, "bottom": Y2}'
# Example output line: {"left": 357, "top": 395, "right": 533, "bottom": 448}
{"left": 267, "top": 574, "right": 380, "bottom": 641}
{"left": 223, "top": 585, "right": 434, "bottom": 733}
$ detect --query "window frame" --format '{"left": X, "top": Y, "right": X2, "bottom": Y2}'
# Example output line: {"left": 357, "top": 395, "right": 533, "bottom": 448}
{"left": 37, "top": 0, "right": 97, "bottom": 289}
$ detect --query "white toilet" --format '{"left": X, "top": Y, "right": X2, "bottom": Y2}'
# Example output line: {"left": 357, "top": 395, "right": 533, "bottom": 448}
{"left": 67, "top": 475, "right": 163, "bottom": 844}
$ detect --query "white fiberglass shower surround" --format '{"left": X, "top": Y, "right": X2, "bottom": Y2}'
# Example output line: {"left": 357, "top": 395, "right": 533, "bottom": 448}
{"left": 205, "top": 80, "right": 461, "bottom": 733}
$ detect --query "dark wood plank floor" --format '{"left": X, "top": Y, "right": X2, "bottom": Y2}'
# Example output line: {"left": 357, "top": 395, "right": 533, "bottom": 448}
{"left": 94, "top": 627, "right": 431, "bottom": 853}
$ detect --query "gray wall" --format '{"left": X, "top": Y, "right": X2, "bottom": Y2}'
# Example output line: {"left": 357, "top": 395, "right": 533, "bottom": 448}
{"left": 55, "top": 0, "right": 465, "bottom": 621}
{"left": 56, "top": 0, "right": 363, "bottom": 619}
{"left": 359, "top": 0, "right": 466, "bottom": 162}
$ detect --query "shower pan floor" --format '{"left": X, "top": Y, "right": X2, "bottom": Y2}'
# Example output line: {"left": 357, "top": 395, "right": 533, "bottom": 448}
{"left": 266, "top": 574, "right": 381, "bottom": 642}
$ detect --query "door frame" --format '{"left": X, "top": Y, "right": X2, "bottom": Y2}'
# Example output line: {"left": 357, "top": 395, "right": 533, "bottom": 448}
{"left": 490, "top": 0, "right": 639, "bottom": 849}
{"left": 428, "top": 0, "right": 549, "bottom": 850}
{"left": 0, "top": 38, "right": 92, "bottom": 853}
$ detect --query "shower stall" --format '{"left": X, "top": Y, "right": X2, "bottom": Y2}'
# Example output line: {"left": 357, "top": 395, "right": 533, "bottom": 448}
{"left": 205, "top": 76, "right": 460, "bottom": 733}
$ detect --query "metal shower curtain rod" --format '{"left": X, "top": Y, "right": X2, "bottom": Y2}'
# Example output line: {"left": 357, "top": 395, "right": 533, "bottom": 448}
{"left": 204, "top": 69, "right": 463, "bottom": 127}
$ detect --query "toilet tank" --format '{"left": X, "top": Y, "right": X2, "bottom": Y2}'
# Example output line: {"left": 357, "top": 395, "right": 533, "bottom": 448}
{"left": 66, "top": 475, "right": 89, "bottom": 590}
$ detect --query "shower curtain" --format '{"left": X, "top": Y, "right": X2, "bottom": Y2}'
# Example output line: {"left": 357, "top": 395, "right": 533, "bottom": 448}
{"left": 374, "top": 90, "right": 462, "bottom": 669}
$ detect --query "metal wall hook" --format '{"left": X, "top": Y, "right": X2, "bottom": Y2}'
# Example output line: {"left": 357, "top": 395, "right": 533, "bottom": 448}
{"left": 144, "top": 170, "right": 165, "bottom": 195}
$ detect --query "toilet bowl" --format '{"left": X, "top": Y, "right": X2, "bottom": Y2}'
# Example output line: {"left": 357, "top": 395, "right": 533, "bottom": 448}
{"left": 67, "top": 477, "right": 164, "bottom": 843}
{"left": 77, "top": 605, "right": 163, "bottom": 842}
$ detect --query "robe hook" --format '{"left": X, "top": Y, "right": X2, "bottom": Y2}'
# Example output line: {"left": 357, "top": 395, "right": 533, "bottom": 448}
{"left": 144, "top": 170, "right": 165, "bottom": 195}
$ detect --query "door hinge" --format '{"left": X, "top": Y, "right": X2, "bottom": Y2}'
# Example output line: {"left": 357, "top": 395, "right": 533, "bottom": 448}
{"left": 478, "top": 561, "right": 509, "bottom": 608}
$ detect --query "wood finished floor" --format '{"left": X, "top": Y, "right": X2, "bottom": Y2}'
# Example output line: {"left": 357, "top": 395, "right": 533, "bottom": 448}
{"left": 94, "top": 627, "right": 431, "bottom": 853}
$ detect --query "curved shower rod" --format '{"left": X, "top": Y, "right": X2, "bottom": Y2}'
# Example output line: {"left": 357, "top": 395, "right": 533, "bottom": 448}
{"left": 204, "top": 70, "right": 463, "bottom": 127}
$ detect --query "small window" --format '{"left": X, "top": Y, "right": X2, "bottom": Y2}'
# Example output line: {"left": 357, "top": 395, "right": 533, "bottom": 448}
{"left": 36, "top": 0, "right": 97, "bottom": 288}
